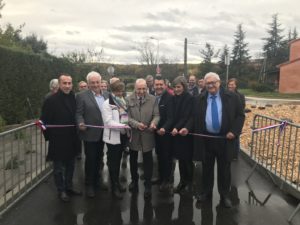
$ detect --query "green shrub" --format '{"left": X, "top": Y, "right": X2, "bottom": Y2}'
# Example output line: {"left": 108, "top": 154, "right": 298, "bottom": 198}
{"left": 251, "top": 82, "right": 275, "bottom": 92}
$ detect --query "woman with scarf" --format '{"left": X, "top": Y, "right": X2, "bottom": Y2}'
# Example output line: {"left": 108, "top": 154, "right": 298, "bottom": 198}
{"left": 102, "top": 80, "right": 129, "bottom": 199}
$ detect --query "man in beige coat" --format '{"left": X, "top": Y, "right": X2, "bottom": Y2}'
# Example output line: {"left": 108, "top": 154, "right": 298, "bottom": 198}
{"left": 126, "top": 78, "right": 159, "bottom": 199}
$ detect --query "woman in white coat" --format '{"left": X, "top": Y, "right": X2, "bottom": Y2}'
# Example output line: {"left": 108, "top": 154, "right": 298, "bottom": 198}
{"left": 102, "top": 80, "right": 129, "bottom": 199}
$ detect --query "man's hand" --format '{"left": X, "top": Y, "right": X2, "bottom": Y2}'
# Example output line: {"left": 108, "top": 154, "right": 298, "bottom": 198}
{"left": 79, "top": 123, "right": 87, "bottom": 131}
{"left": 138, "top": 122, "right": 147, "bottom": 131}
{"left": 226, "top": 132, "right": 235, "bottom": 140}
{"left": 157, "top": 128, "right": 166, "bottom": 136}
{"left": 171, "top": 128, "right": 178, "bottom": 136}
{"left": 179, "top": 128, "right": 189, "bottom": 136}
{"left": 149, "top": 123, "right": 157, "bottom": 131}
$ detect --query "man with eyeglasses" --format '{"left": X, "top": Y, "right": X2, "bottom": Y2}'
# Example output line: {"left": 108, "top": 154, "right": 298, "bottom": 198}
{"left": 192, "top": 72, "right": 245, "bottom": 208}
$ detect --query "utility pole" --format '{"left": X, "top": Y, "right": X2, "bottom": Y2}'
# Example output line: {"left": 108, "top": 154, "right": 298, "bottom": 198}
{"left": 184, "top": 38, "right": 187, "bottom": 77}
{"left": 225, "top": 53, "right": 230, "bottom": 84}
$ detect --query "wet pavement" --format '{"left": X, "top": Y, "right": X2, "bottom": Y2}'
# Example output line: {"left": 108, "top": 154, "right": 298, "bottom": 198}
{"left": 1, "top": 152, "right": 300, "bottom": 225}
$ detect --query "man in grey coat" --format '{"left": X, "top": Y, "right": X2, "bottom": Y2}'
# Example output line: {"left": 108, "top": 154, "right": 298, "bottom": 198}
{"left": 126, "top": 78, "right": 159, "bottom": 199}
{"left": 76, "top": 71, "right": 109, "bottom": 198}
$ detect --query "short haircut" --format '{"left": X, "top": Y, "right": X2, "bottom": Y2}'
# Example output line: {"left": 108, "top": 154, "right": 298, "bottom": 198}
{"left": 86, "top": 71, "right": 101, "bottom": 83}
{"left": 154, "top": 75, "right": 167, "bottom": 84}
{"left": 110, "top": 80, "right": 125, "bottom": 92}
{"left": 204, "top": 72, "right": 220, "bottom": 81}
{"left": 58, "top": 74, "right": 72, "bottom": 83}
{"left": 49, "top": 79, "right": 59, "bottom": 90}
{"left": 228, "top": 78, "right": 238, "bottom": 88}
{"left": 146, "top": 75, "right": 153, "bottom": 81}
{"left": 173, "top": 76, "right": 188, "bottom": 91}
{"left": 135, "top": 78, "right": 146, "bottom": 86}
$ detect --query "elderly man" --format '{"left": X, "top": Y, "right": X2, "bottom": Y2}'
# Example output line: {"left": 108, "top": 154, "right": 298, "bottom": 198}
{"left": 44, "top": 78, "right": 59, "bottom": 99}
{"left": 126, "top": 78, "right": 159, "bottom": 199}
{"left": 145, "top": 75, "right": 155, "bottom": 95}
{"left": 193, "top": 72, "right": 245, "bottom": 208}
{"left": 76, "top": 71, "right": 109, "bottom": 198}
{"left": 41, "top": 74, "right": 81, "bottom": 202}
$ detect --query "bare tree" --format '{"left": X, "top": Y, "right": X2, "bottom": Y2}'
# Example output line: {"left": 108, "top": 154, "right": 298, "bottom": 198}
{"left": 0, "top": 0, "right": 5, "bottom": 19}
{"left": 135, "top": 40, "right": 156, "bottom": 65}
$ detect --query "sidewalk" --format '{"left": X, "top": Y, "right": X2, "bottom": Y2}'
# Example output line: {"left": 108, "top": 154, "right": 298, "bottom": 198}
{"left": 1, "top": 153, "right": 300, "bottom": 225}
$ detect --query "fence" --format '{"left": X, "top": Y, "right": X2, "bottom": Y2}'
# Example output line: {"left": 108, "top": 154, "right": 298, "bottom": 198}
{"left": 0, "top": 122, "right": 52, "bottom": 216}
{"left": 245, "top": 114, "right": 300, "bottom": 222}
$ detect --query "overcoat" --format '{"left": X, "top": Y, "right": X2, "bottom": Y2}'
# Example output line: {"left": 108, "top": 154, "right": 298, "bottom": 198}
{"left": 171, "top": 91, "right": 194, "bottom": 160}
{"left": 192, "top": 89, "right": 245, "bottom": 161}
{"left": 41, "top": 90, "right": 79, "bottom": 161}
{"left": 126, "top": 93, "right": 159, "bottom": 152}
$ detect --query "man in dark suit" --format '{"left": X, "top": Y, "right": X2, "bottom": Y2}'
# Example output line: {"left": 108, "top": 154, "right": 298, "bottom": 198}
{"left": 193, "top": 72, "right": 245, "bottom": 208}
{"left": 41, "top": 74, "right": 82, "bottom": 202}
{"left": 76, "top": 71, "right": 109, "bottom": 198}
{"left": 154, "top": 76, "right": 174, "bottom": 192}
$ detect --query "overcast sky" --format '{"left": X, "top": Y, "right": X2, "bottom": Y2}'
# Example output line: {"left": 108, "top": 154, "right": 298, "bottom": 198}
{"left": 1, "top": 0, "right": 299, "bottom": 64}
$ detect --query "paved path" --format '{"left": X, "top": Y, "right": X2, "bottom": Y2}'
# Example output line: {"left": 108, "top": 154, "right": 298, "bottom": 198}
{"left": 246, "top": 96, "right": 300, "bottom": 105}
{"left": 0, "top": 153, "right": 300, "bottom": 225}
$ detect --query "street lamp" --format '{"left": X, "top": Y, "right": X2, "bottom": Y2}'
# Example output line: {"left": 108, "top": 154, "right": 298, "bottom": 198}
{"left": 150, "top": 36, "right": 160, "bottom": 75}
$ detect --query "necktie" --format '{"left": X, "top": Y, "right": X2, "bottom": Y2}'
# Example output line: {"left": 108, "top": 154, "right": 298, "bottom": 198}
{"left": 211, "top": 95, "right": 220, "bottom": 132}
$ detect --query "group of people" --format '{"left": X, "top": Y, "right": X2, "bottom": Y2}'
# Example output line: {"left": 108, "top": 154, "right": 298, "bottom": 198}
{"left": 41, "top": 71, "right": 245, "bottom": 209}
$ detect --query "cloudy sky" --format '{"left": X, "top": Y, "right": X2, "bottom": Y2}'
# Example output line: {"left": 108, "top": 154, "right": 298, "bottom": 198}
{"left": 1, "top": 0, "right": 299, "bottom": 64}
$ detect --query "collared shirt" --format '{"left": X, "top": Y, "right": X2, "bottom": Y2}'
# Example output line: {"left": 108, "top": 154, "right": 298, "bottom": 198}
{"left": 205, "top": 91, "right": 222, "bottom": 133}
{"left": 92, "top": 90, "right": 105, "bottom": 112}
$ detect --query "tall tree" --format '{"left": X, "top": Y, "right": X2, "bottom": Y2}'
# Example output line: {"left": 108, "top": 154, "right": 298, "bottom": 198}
{"left": 218, "top": 44, "right": 230, "bottom": 76}
{"left": 262, "top": 14, "right": 285, "bottom": 76}
{"left": 199, "top": 42, "right": 219, "bottom": 75}
{"left": 231, "top": 24, "right": 250, "bottom": 77}
{"left": 292, "top": 27, "right": 298, "bottom": 39}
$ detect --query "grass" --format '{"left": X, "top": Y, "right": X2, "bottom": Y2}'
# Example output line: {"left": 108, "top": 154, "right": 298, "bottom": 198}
{"left": 240, "top": 89, "right": 300, "bottom": 99}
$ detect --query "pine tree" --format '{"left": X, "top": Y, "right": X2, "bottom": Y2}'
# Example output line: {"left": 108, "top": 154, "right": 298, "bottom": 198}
{"left": 231, "top": 24, "right": 250, "bottom": 77}
{"left": 262, "top": 14, "right": 285, "bottom": 75}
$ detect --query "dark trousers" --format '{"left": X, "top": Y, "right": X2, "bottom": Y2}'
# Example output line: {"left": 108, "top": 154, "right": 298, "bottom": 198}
{"left": 178, "top": 160, "right": 194, "bottom": 184}
{"left": 84, "top": 140, "right": 104, "bottom": 187}
{"left": 155, "top": 134, "right": 173, "bottom": 183}
{"left": 53, "top": 159, "right": 75, "bottom": 193}
{"left": 107, "top": 143, "right": 123, "bottom": 190}
{"left": 129, "top": 150, "right": 153, "bottom": 188}
{"left": 203, "top": 138, "right": 231, "bottom": 196}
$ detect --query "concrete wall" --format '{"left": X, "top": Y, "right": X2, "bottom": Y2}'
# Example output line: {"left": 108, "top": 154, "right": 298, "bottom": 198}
{"left": 279, "top": 60, "right": 300, "bottom": 93}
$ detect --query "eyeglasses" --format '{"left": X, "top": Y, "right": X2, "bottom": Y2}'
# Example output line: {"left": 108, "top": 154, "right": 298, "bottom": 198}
{"left": 205, "top": 81, "right": 219, "bottom": 86}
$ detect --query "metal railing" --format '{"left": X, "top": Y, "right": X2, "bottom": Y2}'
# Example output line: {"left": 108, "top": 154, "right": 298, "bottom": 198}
{"left": 0, "top": 122, "right": 52, "bottom": 216}
{"left": 245, "top": 114, "right": 300, "bottom": 222}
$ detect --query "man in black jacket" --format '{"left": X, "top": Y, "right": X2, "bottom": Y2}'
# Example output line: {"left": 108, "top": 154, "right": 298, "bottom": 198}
{"left": 154, "top": 76, "right": 174, "bottom": 192}
{"left": 193, "top": 72, "right": 245, "bottom": 208}
{"left": 41, "top": 74, "right": 81, "bottom": 202}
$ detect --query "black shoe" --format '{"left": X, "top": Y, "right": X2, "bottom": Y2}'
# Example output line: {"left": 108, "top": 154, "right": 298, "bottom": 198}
{"left": 86, "top": 186, "right": 95, "bottom": 198}
{"left": 220, "top": 196, "right": 232, "bottom": 208}
{"left": 129, "top": 181, "right": 138, "bottom": 193}
{"left": 144, "top": 188, "right": 152, "bottom": 200}
{"left": 58, "top": 192, "right": 70, "bottom": 202}
{"left": 67, "top": 188, "right": 82, "bottom": 196}
{"left": 174, "top": 182, "right": 186, "bottom": 193}
{"left": 112, "top": 189, "right": 123, "bottom": 200}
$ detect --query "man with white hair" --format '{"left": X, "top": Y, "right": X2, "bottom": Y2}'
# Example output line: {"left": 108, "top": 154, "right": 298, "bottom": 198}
{"left": 126, "top": 78, "right": 159, "bottom": 199}
{"left": 192, "top": 72, "right": 245, "bottom": 208}
{"left": 45, "top": 78, "right": 59, "bottom": 99}
{"left": 76, "top": 71, "right": 109, "bottom": 198}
